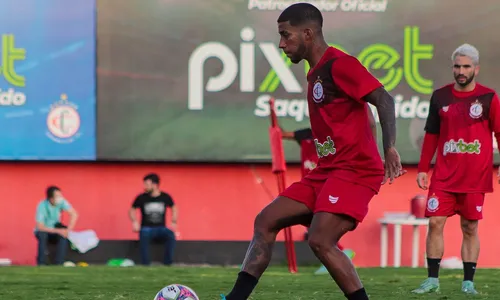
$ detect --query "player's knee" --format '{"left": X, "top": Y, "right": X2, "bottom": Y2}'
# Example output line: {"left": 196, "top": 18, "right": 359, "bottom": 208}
{"left": 253, "top": 210, "right": 275, "bottom": 234}
{"left": 428, "top": 217, "right": 446, "bottom": 234}
{"left": 307, "top": 233, "right": 335, "bottom": 255}
{"left": 460, "top": 219, "right": 478, "bottom": 237}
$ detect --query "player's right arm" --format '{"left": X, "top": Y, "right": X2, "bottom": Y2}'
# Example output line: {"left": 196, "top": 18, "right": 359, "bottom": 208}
{"left": 281, "top": 129, "right": 296, "bottom": 140}
{"left": 282, "top": 127, "right": 313, "bottom": 144}
{"left": 416, "top": 93, "right": 440, "bottom": 190}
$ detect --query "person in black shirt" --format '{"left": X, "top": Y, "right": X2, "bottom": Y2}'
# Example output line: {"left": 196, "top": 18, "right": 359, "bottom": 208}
{"left": 129, "top": 173, "right": 178, "bottom": 265}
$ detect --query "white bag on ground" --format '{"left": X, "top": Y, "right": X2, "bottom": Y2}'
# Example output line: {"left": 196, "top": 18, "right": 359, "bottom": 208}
{"left": 68, "top": 230, "right": 99, "bottom": 253}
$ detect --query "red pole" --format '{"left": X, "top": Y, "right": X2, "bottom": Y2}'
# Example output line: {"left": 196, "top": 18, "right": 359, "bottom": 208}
{"left": 268, "top": 98, "right": 298, "bottom": 274}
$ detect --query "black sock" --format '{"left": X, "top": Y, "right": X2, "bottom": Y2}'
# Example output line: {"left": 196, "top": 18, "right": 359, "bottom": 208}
{"left": 427, "top": 258, "right": 441, "bottom": 278}
{"left": 225, "top": 271, "right": 258, "bottom": 300}
{"left": 463, "top": 262, "right": 477, "bottom": 282}
{"left": 345, "top": 288, "right": 369, "bottom": 300}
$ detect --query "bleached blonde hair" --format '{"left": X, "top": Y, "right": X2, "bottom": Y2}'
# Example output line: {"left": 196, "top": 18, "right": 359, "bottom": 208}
{"left": 451, "top": 44, "right": 479, "bottom": 65}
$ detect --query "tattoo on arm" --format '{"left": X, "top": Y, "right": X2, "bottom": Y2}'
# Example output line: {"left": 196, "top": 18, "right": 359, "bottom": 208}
{"left": 363, "top": 87, "right": 396, "bottom": 152}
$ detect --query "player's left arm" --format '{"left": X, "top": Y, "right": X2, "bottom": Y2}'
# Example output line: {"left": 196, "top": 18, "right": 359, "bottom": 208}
{"left": 489, "top": 93, "right": 500, "bottom": 182}
{"left": 366, "top": 105, "right": 377, "bottom": 141}
{"left": 332, "top": 56, "right": 402, "bottom": 182}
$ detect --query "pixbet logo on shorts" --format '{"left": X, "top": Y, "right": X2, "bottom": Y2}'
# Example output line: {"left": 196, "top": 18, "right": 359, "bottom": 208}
{"left": 443, "top": 139, "right": 481, "bottom": 156}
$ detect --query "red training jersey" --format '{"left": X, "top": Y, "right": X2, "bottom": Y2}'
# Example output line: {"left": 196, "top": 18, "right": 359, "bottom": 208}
{"left": 293, "top": 128, "right": 318, "bottom": 178}
{"left": 422, "top": 83, "right": 500, "bottom": 193}
{"left": 305, "top": 47, "right": 384, "bottom": 193}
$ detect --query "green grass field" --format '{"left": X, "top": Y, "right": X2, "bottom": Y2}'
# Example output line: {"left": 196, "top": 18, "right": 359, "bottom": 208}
{"left": 1, "top": 266, "right": 499, "bottom": 299}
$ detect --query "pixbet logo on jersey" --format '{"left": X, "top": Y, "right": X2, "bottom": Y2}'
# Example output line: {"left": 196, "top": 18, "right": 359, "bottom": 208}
{"left": 187, "top": 26, "right": 434, "bottom": 122}
{"left": 315, "top": 136, "right": 336, "bottom": 158}
{"left": 443, "top": 139, "right": 481, "bottom": 156}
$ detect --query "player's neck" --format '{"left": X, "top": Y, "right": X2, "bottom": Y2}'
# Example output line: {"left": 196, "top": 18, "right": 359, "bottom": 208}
{"left": 306, "top": 41, "right": 329, "bottom": 69}
{"left": 454, "top": 81, "right": 476, "bottom": 93}
{"left": 150, "top": 189, "right": 161, "bottom": 197}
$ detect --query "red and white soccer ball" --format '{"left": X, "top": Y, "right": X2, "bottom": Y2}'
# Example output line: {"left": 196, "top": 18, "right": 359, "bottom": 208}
{"left": 154, "top": 284, "right": 199, "bottom": 300}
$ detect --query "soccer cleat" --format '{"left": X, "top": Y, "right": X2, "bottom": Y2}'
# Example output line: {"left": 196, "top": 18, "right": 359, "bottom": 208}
{"left": 314, "top": 265, "right": 328, "bottom": 275}
{"left": 461, "top": 280, "right": 478, "bottom": 295}
{"left": 220, "top": 294, "right": 227, "bottom": 299}
{"left": 411, "top": 277, "right": 440, "bottom": 294}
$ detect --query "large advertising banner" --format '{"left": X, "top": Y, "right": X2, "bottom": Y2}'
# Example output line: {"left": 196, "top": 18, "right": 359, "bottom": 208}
{"left": 0, "top": 0, "right": 96, "bottom": 160}
{"left": 97, "top": 0, "right": 500, "bottom": 163}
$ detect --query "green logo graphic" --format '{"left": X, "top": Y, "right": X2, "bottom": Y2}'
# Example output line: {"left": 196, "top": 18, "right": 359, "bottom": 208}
{"left": 1, "top": 34, "right": 26, "bottom": 87}
{"left": 260, "top": 26, "right": 433, "bottom": 95}
{"left": 443, "top": 139, "right": 481, "bottom": 156}
{"left": 315, "top": 136, "right": 336, "bottom": 158}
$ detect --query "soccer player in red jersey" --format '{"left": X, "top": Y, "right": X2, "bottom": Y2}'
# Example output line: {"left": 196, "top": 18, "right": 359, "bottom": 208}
{"left": 280, "top": 105, "right": 378, "bottom": 262}
{"left": 412, "top": 44, "right": 500, "bottom": 295}
{"left": 221, "top": 3, "right": 404, "bottom": 300}
{"left": 282, "top": 106, "right": 378, "bottom": 179}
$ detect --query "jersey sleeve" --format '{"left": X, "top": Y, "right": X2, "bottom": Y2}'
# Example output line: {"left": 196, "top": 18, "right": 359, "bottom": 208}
{"left": 35, "top": 202, "right": 45, "bottom": 223}
{"left": 132, "top": 195, "right": 141, "bottom": 208}
{"left": 424, "top": 94, "right": 440, "bottom": 134}
{"left": 331, "top": 55, "right": 383, "bottom": 103}
{"left": 489, "top": 93, "right": 500, "bottom": 133}
{"left": 417, "top": 133, "right": 439, "bottom": 173}
{"left": 293, "top": 128, "right": 313, "bottom": 143}
{"left": 166, "top": 194, "right": 175, "bottom": 207}
{"left": 60, "top": 200, "right": 71, "bottom": 211}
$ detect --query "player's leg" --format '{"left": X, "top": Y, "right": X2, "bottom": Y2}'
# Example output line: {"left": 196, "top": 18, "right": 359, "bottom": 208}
{"left": 308, "top": 177, "right": 375, "bottom": 299}
{"left": 457, "top": 193, "right": 484, "bottom": 294}
{"left": 412, "top": 191, "right": 455, "bottom": 293}
{"left": 308, "top": 213, "right": 367, "bottom": 299}
{"left": 223, "top": 182, "right": 315, "bottom": 300}
{"left": 314, "top": 242, "right": 356, "bottom": 276}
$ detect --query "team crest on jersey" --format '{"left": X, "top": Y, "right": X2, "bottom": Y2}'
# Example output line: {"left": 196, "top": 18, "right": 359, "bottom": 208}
{"left": 442, "top": 106, "right": 449, "bottom": 112}
{"left": 312, "top": 77, "right": 324, "bottom": 103}
{"left": 427, "top": 194, "right": 439, "bottom": 212}
{"left": 469, "top": 100, "right": 483, "bottom": 119}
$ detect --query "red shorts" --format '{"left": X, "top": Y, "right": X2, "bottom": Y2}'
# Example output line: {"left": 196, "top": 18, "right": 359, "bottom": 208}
{"left": 279, "top": 175, "right": 377, "bottom": 223}
{"left": 425, "top": 190, "right": 485, "bottom": 220}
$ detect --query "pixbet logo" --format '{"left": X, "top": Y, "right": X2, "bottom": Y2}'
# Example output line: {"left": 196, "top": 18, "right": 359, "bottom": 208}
{"left": 187, "top": 26, "right": 434, "bottom": 121}
{"left": 315, "top": 136, "right": 336, "bottom": 158}
{"left": 0, "top": 34, "right": 26, "bottom": 106}
{"left": 443, "top": 139, "right": 481, "bottom": 156}
{"left": 188, "top": 27, "right": 301, "bottom": 110}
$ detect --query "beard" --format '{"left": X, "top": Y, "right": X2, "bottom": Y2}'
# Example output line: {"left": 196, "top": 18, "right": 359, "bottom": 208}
{"left": 290, "top": 43, "right": 307, "bottom": 64}
{"left": 455, "top": 73, "right": 475, "bottom": 87}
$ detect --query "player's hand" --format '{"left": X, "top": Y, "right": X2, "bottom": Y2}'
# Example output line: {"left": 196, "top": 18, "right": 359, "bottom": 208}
{"left": 382, "top": 147, "right": 406, "bottom": 185}
{"left": 416, "top": 172, "right": 429, "bottom": 190}
{"left": 132, "top": 221, "right": 140, "bottom": 232}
